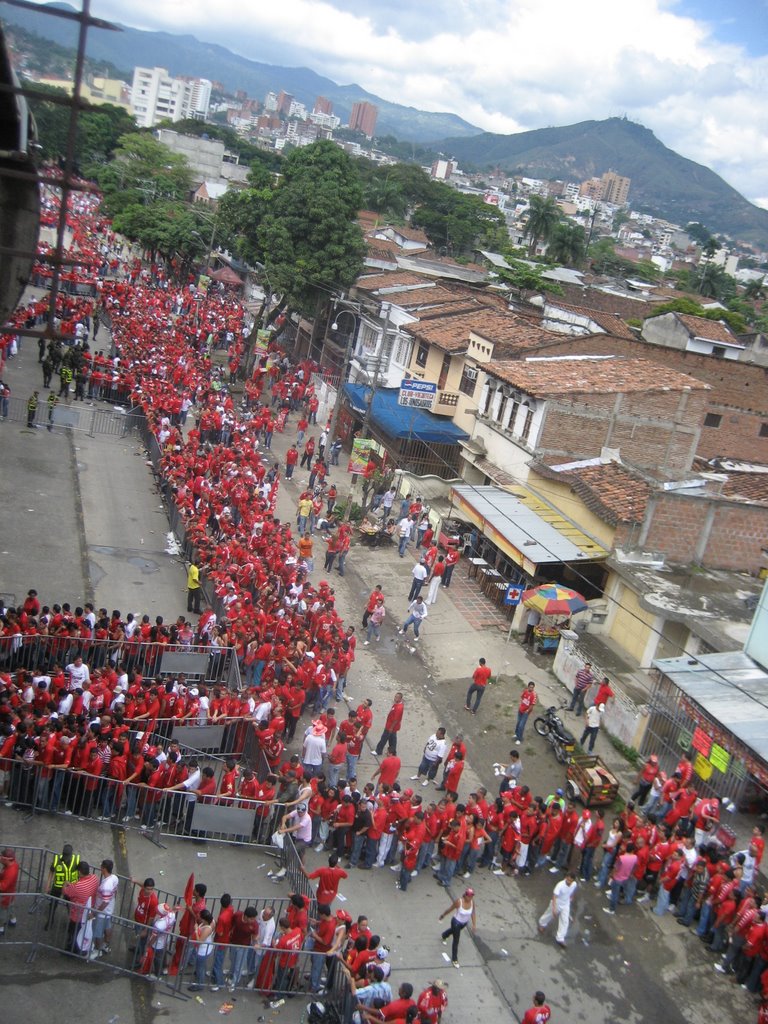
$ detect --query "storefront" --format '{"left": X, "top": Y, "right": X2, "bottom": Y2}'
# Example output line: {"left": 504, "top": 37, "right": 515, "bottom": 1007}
{"left": 644, "top": 651, "right": 768, "bottom": 812}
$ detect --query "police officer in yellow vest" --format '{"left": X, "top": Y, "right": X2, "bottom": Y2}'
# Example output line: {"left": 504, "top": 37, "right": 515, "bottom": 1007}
{"left": 46, "top": 843, "right": 80, "bottom": 930}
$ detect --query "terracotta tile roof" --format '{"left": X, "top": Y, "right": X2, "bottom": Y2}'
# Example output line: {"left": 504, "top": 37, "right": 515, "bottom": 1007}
{"left": 356, "top": 271, "right": 435, "bottom": 292}
{"left": 532, "top": 459, "right": 651, "bottom": 525}
{"left": 366, "top": 237, "right": 400, "bottom": 255}
{"left": 487, "top": 355, "right": 710, "bottom": 396}
{"left": 371, "top": 286, "right": 466, "bottom": 309}
{"left": 404, "top": 308, "right": 559, "bottom": 353}
{"left": 546, "top": 300, "right": 636, "bottom": 339}
{"left": 675, "top": 313, "right": 738, "bottom": 345}
{"left": 720, "top": 472, "right": 768, "bottom": 504}
{"left": 388, "top": 224, "right": 430, "bottom": 245}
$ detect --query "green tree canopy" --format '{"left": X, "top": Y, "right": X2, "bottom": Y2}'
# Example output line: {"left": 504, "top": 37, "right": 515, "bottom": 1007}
{"left": 546, "top": 221, "right": 586, "bottom": 267}
{"left": 496, "top": 258, "right": 563, "bottom": 300}
{"left": 410, "top": 182, "right": 507, "bottom": 256}
{"left": 25, "top": 86, "right": 136, "bottom": 169}
{"left": 257, "top": 140, "right": 365, "bottom": 316}
{"left": 93, "top": 133, "right": 193, "bottom": 216}
{"left": 524, "top": 195, "right": 561, "bottom": 255}
{"left": 644, "top": 295, "right": 747, "bottom": 334}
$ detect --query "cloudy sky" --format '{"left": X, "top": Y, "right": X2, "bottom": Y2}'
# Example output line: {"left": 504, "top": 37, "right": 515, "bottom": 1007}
{"left": 71, "top": 1, "right": 768, "bottom": 206}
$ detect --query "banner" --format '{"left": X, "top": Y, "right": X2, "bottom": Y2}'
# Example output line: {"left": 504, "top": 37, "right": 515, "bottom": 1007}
{"left": 347, "top": 438, "right": 371, "bottom": 475}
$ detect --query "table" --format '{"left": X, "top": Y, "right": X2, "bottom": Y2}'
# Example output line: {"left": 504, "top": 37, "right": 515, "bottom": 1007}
{"left": 467, "top": 557, "right": 488, "bottom": 580}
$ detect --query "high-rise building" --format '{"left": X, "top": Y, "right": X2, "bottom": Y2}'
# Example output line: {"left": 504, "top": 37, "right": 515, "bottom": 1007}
{"left": 264, "top": 91, "right": 278, "bottom": 112}
{"left": 601, "top": 170, "right": 631, "bottom": 206}
{"left": 130, "top": 67, "right": 210, "bottom": 127}
{"left": 276, "top": 91, "right": 294, "bottom": 115}
{"left": 349, "top": 101, "right": 378, "bottom": 138}
{"left": 314, "top": 96, "right": 333, "bottom": 115}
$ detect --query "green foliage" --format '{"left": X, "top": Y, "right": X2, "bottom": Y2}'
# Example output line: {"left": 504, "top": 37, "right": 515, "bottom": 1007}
{"left": 524, "top": 195, "right": 561, "bottom": 255}
{"left": 547, "top": 221, "right": 586, "bottom": 267}
{"left": 410, "top": 180, "right": 508, "bottom": 256}
{"left": 496, "top": 258, "right": 563, "bottom": 298}
{"left": 25, "top": 86, "right": 136, "bottom": 168}
{"left": 606, "top": 734, "right": 643, "bottom": 768}
{"left": 257, "top": 140, "right": 366, "bottom": 317}
{"left": 645, "top": 295, "right": 747, "bottom": 334}
{"left": 93, "top": 133, "right": 192, "bottom": 216}
{"left": 217, "top": 186, "right": 272, "bottom": 265}
{"left": 111, "top": 200, "right": 210, "bottom": 271}
{"left": 685, "top": 221, "right": 712, "bottom": 246}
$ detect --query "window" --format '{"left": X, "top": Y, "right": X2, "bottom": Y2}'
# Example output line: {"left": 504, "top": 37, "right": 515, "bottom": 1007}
{"left": 711, "top": 346, "right": 726, "bottom": 359}
{"left": 496, "top": 393, "right": 508, "bottom": 426}
{"left": 704, "top": 413, "right": 722, "bottom": 428}
{"left": 415, "top": 342, "right": 428, "bottom": 368}
{"left": 760, "top": 423, "right": 768, "bottom": 437}
{"left": 521, "top": 405, "right": 535, "bottom": 443}
{"left": 458, "top": 366, "right": 477, "bottom": 397}
{"left": 394, "top": 336, "right": 411, "bottom": 367}
{"left": 438, "top": 354, "right": 451, "bottom": 390}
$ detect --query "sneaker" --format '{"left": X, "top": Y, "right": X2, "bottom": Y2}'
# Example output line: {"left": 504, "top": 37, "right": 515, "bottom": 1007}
{"left": 492, "top": 869, "right": 505, "bottom": 876}
{"left": 211, "top": 986, "right": 221, "bottom": 992}
{"left": 102, "top": 944, "right": 110, "bottom": 953}
{"left": 463, "top": 705, "right": 471, "bottom": 712}
{"left": 515, "top": 739, "right": 521, "bottom": 745}
{"left": 363, "top": 641, "right": 369, "bottom": 646}
{"left": 273, "top": 867, "right": 287, "bottom": 878}
{"left": 411, "top": 870, "right": 418, "bottom": 877}
{"left": 397, "top": 629, "right": 404, "bottom": 635}
{"left": 452, "top": 961, "right": 460, "bottom": 969}
{"left": 227, "top": 981, "right": 235, "bottom": 993}
{"left": 422, "top": 780, "right": 430, "bottom": 787}
{"left": 412, "top": 637, "right": 419, "bottom": 642}
{"left": 602, "top": 908, "right": 615, "bottom": 916}
{"left": 89, "top": 948, "right": 102, "bottom": 960}
{"left": 122, "top": 815, "right": 132, "bottom": 823}
{"left": 714, "top": 964, "right": 727, "bottom": 974}
{"left": 390, "top": 865, "right": 400, "bottom": 872}
{"left": 410, "top": 775, "right": 420, "bottom": 781}
{"left": 462, "top": 872, "right": 471, "bottom": 879}
{"left": 314, "top": 844, "right": 324, "bottom": 852}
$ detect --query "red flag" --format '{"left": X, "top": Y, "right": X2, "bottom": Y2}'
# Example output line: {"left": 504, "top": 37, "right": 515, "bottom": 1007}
{"left": 183, "top": 872, "right": 195, "bottom": 908}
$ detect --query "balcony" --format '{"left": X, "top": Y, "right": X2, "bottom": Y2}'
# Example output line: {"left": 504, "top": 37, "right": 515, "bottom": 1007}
{"left": 435, "top": 389, "right": 460, "bottom": 412}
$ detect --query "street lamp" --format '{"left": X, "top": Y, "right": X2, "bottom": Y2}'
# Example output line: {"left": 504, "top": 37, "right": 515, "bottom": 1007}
{"left": 326, "top": 307, "right": 360, "bottom": 444}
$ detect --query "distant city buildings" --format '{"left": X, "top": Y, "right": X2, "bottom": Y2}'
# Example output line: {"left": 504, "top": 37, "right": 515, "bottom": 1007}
{"left": 349, "top": 100, "right": 378, "bottom": 137}
{"left": 130, "top": 66, "right": 211, "bottom": 128}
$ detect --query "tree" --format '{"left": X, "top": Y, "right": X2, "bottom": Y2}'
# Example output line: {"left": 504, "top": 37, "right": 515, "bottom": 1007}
{"left": 546, "top": 222, "right": 586, "bottom": 267}
{"left": 217, "top": 184, "right": 272, "bottom": 265}
{"left": 496, "top": 259, "right": 563, "bottom": 301}
{"left": 257, "top": 140, "right": 365, "bottom": 317}
{"left": 524, "top": 195, "right": 561, "bottom": 256}
{"left": 410, "top": 183, "right": 507, "bottom": 256}
{"left": 93, "top": 133, "right": 192, "bottom": 217}
{"left": 686, "top": 222, "right": 712, "bottom": 246}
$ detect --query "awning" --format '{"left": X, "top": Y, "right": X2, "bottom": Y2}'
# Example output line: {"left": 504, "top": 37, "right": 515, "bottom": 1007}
{"left": 343, "top": 385, "right": 469, "bottom": 444}
{"left": 450, "top": 484, "right": 607, "bottom": 575}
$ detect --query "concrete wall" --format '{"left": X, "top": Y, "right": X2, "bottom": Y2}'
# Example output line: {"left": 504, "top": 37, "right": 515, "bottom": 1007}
{"left": 553, "top": 632, "right": 649, "bottom": 750}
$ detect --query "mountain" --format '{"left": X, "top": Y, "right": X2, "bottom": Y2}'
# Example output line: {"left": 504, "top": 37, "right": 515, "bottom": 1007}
{"left": 1, "top": 3, "right": 481, "bottom": 142}
{"left": 436, "top": 117, "right": 768, "bottom": 247}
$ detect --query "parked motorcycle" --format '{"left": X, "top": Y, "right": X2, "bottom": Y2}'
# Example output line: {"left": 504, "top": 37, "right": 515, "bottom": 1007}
{"left": 533, "top": 704, "right": 576, "bottom": 764}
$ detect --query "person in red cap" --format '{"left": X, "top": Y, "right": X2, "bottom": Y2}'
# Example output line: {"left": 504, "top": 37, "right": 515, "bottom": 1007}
{"left": 438, "top": 888, "right": 475, "bottom": 968}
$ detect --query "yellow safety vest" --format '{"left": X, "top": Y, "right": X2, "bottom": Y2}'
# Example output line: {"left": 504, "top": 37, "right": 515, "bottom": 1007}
{"left": 52, "top": 852, "right": 80, "bottom": 889}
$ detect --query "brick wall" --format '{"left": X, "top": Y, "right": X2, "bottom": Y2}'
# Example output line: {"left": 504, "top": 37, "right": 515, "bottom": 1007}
{"left": 556, "top": 283, "right": 656, "bottom": 321}
{"left": 641, "top": 491, "right": 768, "bottom": 572}
{"left": 534, "top": 334, "right": 768, "bottom": 462}
{"left": 537, "top": 388, "right": 705, "bottom": 473}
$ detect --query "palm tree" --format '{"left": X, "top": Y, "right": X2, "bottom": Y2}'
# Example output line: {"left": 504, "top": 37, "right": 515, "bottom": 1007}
{"left": 524, "top": 195, "right": 561, "bottom": 256}
{"left": 547, "top": 222, "right": 586, "bottom": 268}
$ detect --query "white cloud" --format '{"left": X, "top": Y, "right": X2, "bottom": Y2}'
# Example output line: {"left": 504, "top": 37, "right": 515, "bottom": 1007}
{"left": 82, "top": 0, "right": 768, "bottom": 203}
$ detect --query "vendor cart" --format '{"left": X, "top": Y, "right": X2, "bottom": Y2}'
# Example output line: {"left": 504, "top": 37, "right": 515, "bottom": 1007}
{"left": 533, "top": 624, "right": 561, "bottom": 654}
{"left": 566, "top": 754, "right": 620, "bottom": 807}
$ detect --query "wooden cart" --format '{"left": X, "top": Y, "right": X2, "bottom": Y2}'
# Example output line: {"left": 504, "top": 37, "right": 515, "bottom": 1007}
{"left": 566, "top": 754, "right": 620, "bottom": 807}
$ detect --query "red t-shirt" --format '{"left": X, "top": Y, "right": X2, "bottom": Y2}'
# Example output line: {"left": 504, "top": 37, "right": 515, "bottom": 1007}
{"left": 472, "top": 665, "right": 492, "bottom": 688}
{"left": 308, "top": 865, "right": 348, "bottom": 904}
{"left": 522, "top": 1006, "right": 551, "bottom": 1024}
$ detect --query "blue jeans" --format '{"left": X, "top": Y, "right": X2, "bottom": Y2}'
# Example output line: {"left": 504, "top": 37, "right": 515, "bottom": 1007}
{"left": 580, "top": 846, "right": 596, "bottom": 881}
{"left": 211, "top": 944, "right": 227, "bottom": 986}
{"left": 337, "top": 550, "right": 347, "bottom": 576}
{"left": 623, "top": 875, "right": 638, "bottom": 905}
{"left": 398, "top": 535, "right": 409, "bottom": 557}
{"left": 399, "top": 864, "right": 412, "bottom": 890}
{"left": 654, "top": 886, "right": 672, "bottom": 916}
{"left": 230, "top": 945, "right": 249, "bottom": 987}
{"left": 696, "top": 901, "right": 713, "bottom": 938}
{"left": 515, "top": 711, "right": 530, "bottom": 741}
{"left": 345, "top": 753, "right": 359, "bottom": 781}
{"left": 597, "top": 850, "right": 616, "bottom": 889}
{"left": 366, "top": 621, "right": 381, "bottom": 642}
{"left": 465, "top": 684, "right": 486, "bottom": 712}
{"left": 401, "top": 614, "right": 422, "bottom": 638}
{"left": 608, "top": 878, "right": 627, "bottom": 912}
{"left": 417, "top": 840, "right": 435, "bottom": 872}
{"left": 297, "top": 515, "right": 308, "bottom": 534}
{"left": 194, "top": 951, "right": 209, "bottom": 986}
{"left": 310, "top": 950, "right": 326, "bottom": 992}
{"left": 326, "top": 763, "right": 342, "bottom": 788}
{"left": 350, "top": 833, "right": 366, "bottom": 867}
{"left": 437, "top": 857, "right": 458, "bottom": 887}
{"left": 569, "top": 688, "right": 587, "bottom": 715}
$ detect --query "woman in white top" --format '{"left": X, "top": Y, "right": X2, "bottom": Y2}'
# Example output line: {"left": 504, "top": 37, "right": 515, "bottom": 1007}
{"left": 596, "top": 817, "right": 623, "bottom": 889}
{"left": 439, "top": 888, "right": 476, "bottom": 968}
{"left": 188, "top": 909, "right": 216, "bottom": 991}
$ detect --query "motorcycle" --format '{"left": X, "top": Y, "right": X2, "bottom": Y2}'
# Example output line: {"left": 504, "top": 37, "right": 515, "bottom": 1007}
{"left": 533, "top": 704, "right": 576, "bottom": 764}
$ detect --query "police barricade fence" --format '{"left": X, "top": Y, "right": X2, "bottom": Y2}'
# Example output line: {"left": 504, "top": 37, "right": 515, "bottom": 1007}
{"left": 0, "top": 845, "right": 350, "bottom": 1017}
{"left": 1, "top": 634, "right": 237, "bottom": 687}
{"left": 12, "top": 759, "right": 293, "bottom": 849}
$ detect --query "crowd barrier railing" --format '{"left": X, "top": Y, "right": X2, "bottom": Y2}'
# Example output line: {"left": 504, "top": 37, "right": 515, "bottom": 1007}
{"left": 0, "top": 844, "right": 350, "bottom": 1017}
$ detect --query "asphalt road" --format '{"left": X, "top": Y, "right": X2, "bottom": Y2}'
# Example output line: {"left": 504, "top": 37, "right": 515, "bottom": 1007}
{"left": 0, "top": 291, "right": 757, "bottom": 1024}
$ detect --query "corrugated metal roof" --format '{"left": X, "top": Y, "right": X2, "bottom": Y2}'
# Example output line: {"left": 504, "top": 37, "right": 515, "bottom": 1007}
{"left": 450, "top": 484, "right": 608, "bottom": 567}
{"left": 653, "top": 651, "right": 768, "bottom": 761}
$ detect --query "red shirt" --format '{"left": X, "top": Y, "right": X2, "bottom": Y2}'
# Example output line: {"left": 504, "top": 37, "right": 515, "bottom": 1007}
{"left": 472, "top": 664, "right": 492, "bottom": 688}
{"left": 522, "top": 1006, "right": 551, "bottom": 1024}
{"left": 134, "top": 888, "right": 159, "bottom": 925}
{"left": 385, "top": 702, "right": 404, "bottom": 732}
{"left": 308, "top": 865, "right": 348, "bottom": 904}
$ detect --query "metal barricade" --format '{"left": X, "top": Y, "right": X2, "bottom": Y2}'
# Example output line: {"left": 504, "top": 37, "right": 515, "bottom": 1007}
{"left": 0, "top": 847, "right": 353, "bottom": 1019}
{"left": 20, "top": 761, "right": 289, "bottom": 849}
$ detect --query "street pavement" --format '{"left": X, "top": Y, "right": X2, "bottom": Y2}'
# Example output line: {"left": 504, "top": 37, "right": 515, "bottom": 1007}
{"left": 0, "top": 304, "right": 756, "bottom": 1024}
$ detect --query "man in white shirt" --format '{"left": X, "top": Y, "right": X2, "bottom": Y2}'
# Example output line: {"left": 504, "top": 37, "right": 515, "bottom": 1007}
{"left": 301, "top": 726, "right": 327, "bottom": 778}
{"left": 90, "top": 858, "right": 119, "bottom": 959}
{"left": 397, "top": 516, "right": 413, "bottom": 558}
{"left": 408, "top": 561, "right": 429, "bottom": 602}
{"left": 411, "top": 727, "right": 449, "bottom": 786}
{"left": 246, "top": 907, "right": 276, "bottom": 985}
{"left": 397, "top": 596, "right": 428, "bottom": 642}
{"left": 65, "top": 657, "right": 90, "bottom": 689}
{"left": 538, "top": 872, "right": 578, "bottom": 946}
